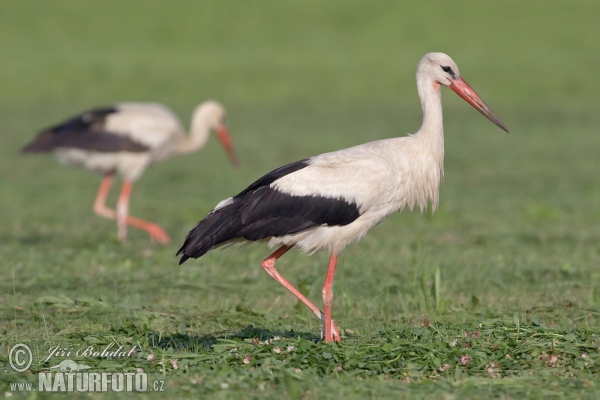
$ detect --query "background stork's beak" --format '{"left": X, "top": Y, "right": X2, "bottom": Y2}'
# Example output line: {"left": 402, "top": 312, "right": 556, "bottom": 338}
{"left": 216, "top": 127, "right": 240, "bottom": 168}
{"left": 449, "top": 77, "right": 509, "bottom": 133}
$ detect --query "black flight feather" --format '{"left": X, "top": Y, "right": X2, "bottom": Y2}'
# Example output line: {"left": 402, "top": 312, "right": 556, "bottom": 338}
{"left": 22, "top": 107, "right": 149, "bottom": 153}
{"left": 177, "top": 159, "right": 361, "bottom": 264}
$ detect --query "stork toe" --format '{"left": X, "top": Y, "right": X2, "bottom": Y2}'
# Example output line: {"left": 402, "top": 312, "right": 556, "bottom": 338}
{"left": 146, "top": 224, "right": 170, "bottom": 244}
{"left": 320, "top": 319, "right": 341, "bottom": 343}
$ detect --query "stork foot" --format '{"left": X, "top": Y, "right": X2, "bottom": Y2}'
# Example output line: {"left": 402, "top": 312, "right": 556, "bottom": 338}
{"left": 145, "top": 224, "right": 170, "bottom": 244}
{"left": 320, "top": 319, "right": 341, "bottom": 343}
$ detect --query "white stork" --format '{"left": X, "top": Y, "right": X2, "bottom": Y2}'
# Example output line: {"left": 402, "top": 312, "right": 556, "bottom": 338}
{"left": 23, "top": 101, "right": 238, "bottom": 244}
{"left": 177, "top": 53, "right": 508, "bottom": 342}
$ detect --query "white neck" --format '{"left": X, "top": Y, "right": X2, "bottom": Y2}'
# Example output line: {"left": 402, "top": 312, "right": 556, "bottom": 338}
{"left": 416, "top": 75, "right": 444, "bottom": 140}
{"left": 176, "top": 109, "right": 213, "bottom": 155}
{"left": 403, "top": 72, "right": 446, "bottom": 212}
{"left": 412, "top": 74, "right": 445, "bottom": 166}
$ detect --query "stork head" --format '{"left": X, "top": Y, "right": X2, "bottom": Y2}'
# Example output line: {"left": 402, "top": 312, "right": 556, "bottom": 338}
{"left": 418, "top": 52, "right": 508, "bottom": 132}
{"left": 194, "top": 101, "right": 240, "bottom": 167}
{"left": 419, "top": 52, "right": 461, "bottom": 87}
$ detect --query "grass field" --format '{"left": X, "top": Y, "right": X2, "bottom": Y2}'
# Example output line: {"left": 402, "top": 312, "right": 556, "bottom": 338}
{"left": 1, "top": 1, "right": 600, "bottom": 398}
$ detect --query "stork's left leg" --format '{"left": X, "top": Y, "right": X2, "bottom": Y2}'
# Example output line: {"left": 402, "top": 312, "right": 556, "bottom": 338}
{"left": 116, "top": 181, "right": 170, "bottom": 244}
{"left": 322, "top": 254, "right": 341, "bottom": 343}
{"left": 93, "top": 174, "right": 117, "bottom": 219}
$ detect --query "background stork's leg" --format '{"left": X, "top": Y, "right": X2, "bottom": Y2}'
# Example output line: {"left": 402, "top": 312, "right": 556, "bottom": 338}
{"left": 262, "top": 246, "right": 340, "bottom": 340}
{"left": 92, "top": 174, "right": 116, "bottom": 219}
{"left": 322, "top": 254, "right": 341, "bottom": 343}
{"left": 116, "top": 181, "right": 170, "bottom": 244}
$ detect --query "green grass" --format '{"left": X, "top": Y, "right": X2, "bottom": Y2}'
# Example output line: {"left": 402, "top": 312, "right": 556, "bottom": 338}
{"left": 1, "top": 0, "right": 600, "bottom": 398}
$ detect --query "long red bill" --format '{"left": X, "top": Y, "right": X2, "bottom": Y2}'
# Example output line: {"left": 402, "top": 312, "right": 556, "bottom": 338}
{"left": 216, "top": 127, "right": 240, "bottom": 168}
{"left": 449, "top": 77, "right": 509, "bottom": 133}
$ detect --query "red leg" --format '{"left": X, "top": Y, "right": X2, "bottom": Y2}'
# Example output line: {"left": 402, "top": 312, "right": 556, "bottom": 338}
{"left": 261, "top": 246, "right": 341, "bottom": 342}
{"left": 115, "top": 181, "right": 170, "bottom": 244}
{"left": 322, "top": 254, "right": 340, "bottom": 343}
{"left": 93, "top": 174, "right": 116, "bottom": 219}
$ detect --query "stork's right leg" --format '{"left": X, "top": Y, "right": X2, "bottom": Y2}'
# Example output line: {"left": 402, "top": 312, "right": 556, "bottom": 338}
{"left": 93, "top": 174, "right": 117, "bottom": 219}
{"left": 322, "top": 254, "right": 341, "bottom": 343}
{"left": 261, "top": 246, "right": 341, "bottom": 342}
{"left": 116, "top": 181, "right": 170, "bottom": 244}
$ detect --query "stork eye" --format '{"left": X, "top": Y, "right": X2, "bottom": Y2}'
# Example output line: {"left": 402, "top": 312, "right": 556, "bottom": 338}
{"left": 441, "top": 66, "right": 453, "bottom": 74}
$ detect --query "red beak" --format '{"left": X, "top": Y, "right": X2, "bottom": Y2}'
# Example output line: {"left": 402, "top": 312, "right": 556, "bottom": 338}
{"left": 216, "top": 127, "right": 240, "bottom": 168}
{"left": 449, "top": 77, "right": 509, "bottom": 133}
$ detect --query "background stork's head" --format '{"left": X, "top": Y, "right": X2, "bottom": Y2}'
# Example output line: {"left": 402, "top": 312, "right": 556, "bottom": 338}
{"left": 194, "top": 101, "right": 240, "bottom": 167}
{"left": 418, "top": 52, "right": 508, "bottom": 132}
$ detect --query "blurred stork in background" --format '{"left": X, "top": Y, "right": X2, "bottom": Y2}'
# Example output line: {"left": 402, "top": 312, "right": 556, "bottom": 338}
{"left": 23, "top": 101, "right": 239, "bottom": 244}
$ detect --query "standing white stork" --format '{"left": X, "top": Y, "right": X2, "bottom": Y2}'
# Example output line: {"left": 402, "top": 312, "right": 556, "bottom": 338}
{"left": 23, "top": 101, "right": 238, "bottom": 244}
{"left": 177, "top": 53, "right": 508, "bottom": 342}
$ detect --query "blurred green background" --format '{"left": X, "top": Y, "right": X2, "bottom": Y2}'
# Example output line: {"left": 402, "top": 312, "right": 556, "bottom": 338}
{"left": 2, "top": 0, "right": 599, "bottom": 239}
{"left": 1, "top": 1, "right": 599, "bottom": 397}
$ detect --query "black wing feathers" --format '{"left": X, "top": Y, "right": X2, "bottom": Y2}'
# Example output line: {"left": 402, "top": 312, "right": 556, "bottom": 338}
{"left": 47, "top": 107, "right": 118, "bottom": 133}
{"left": 22, "top": 107, "right": 149, "bottom": 153}
{"left": 177, "top": 159, "right": 361, "bottom": 264}
{"left": 233, "top": 159, "right": 310, "bottom": 199}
